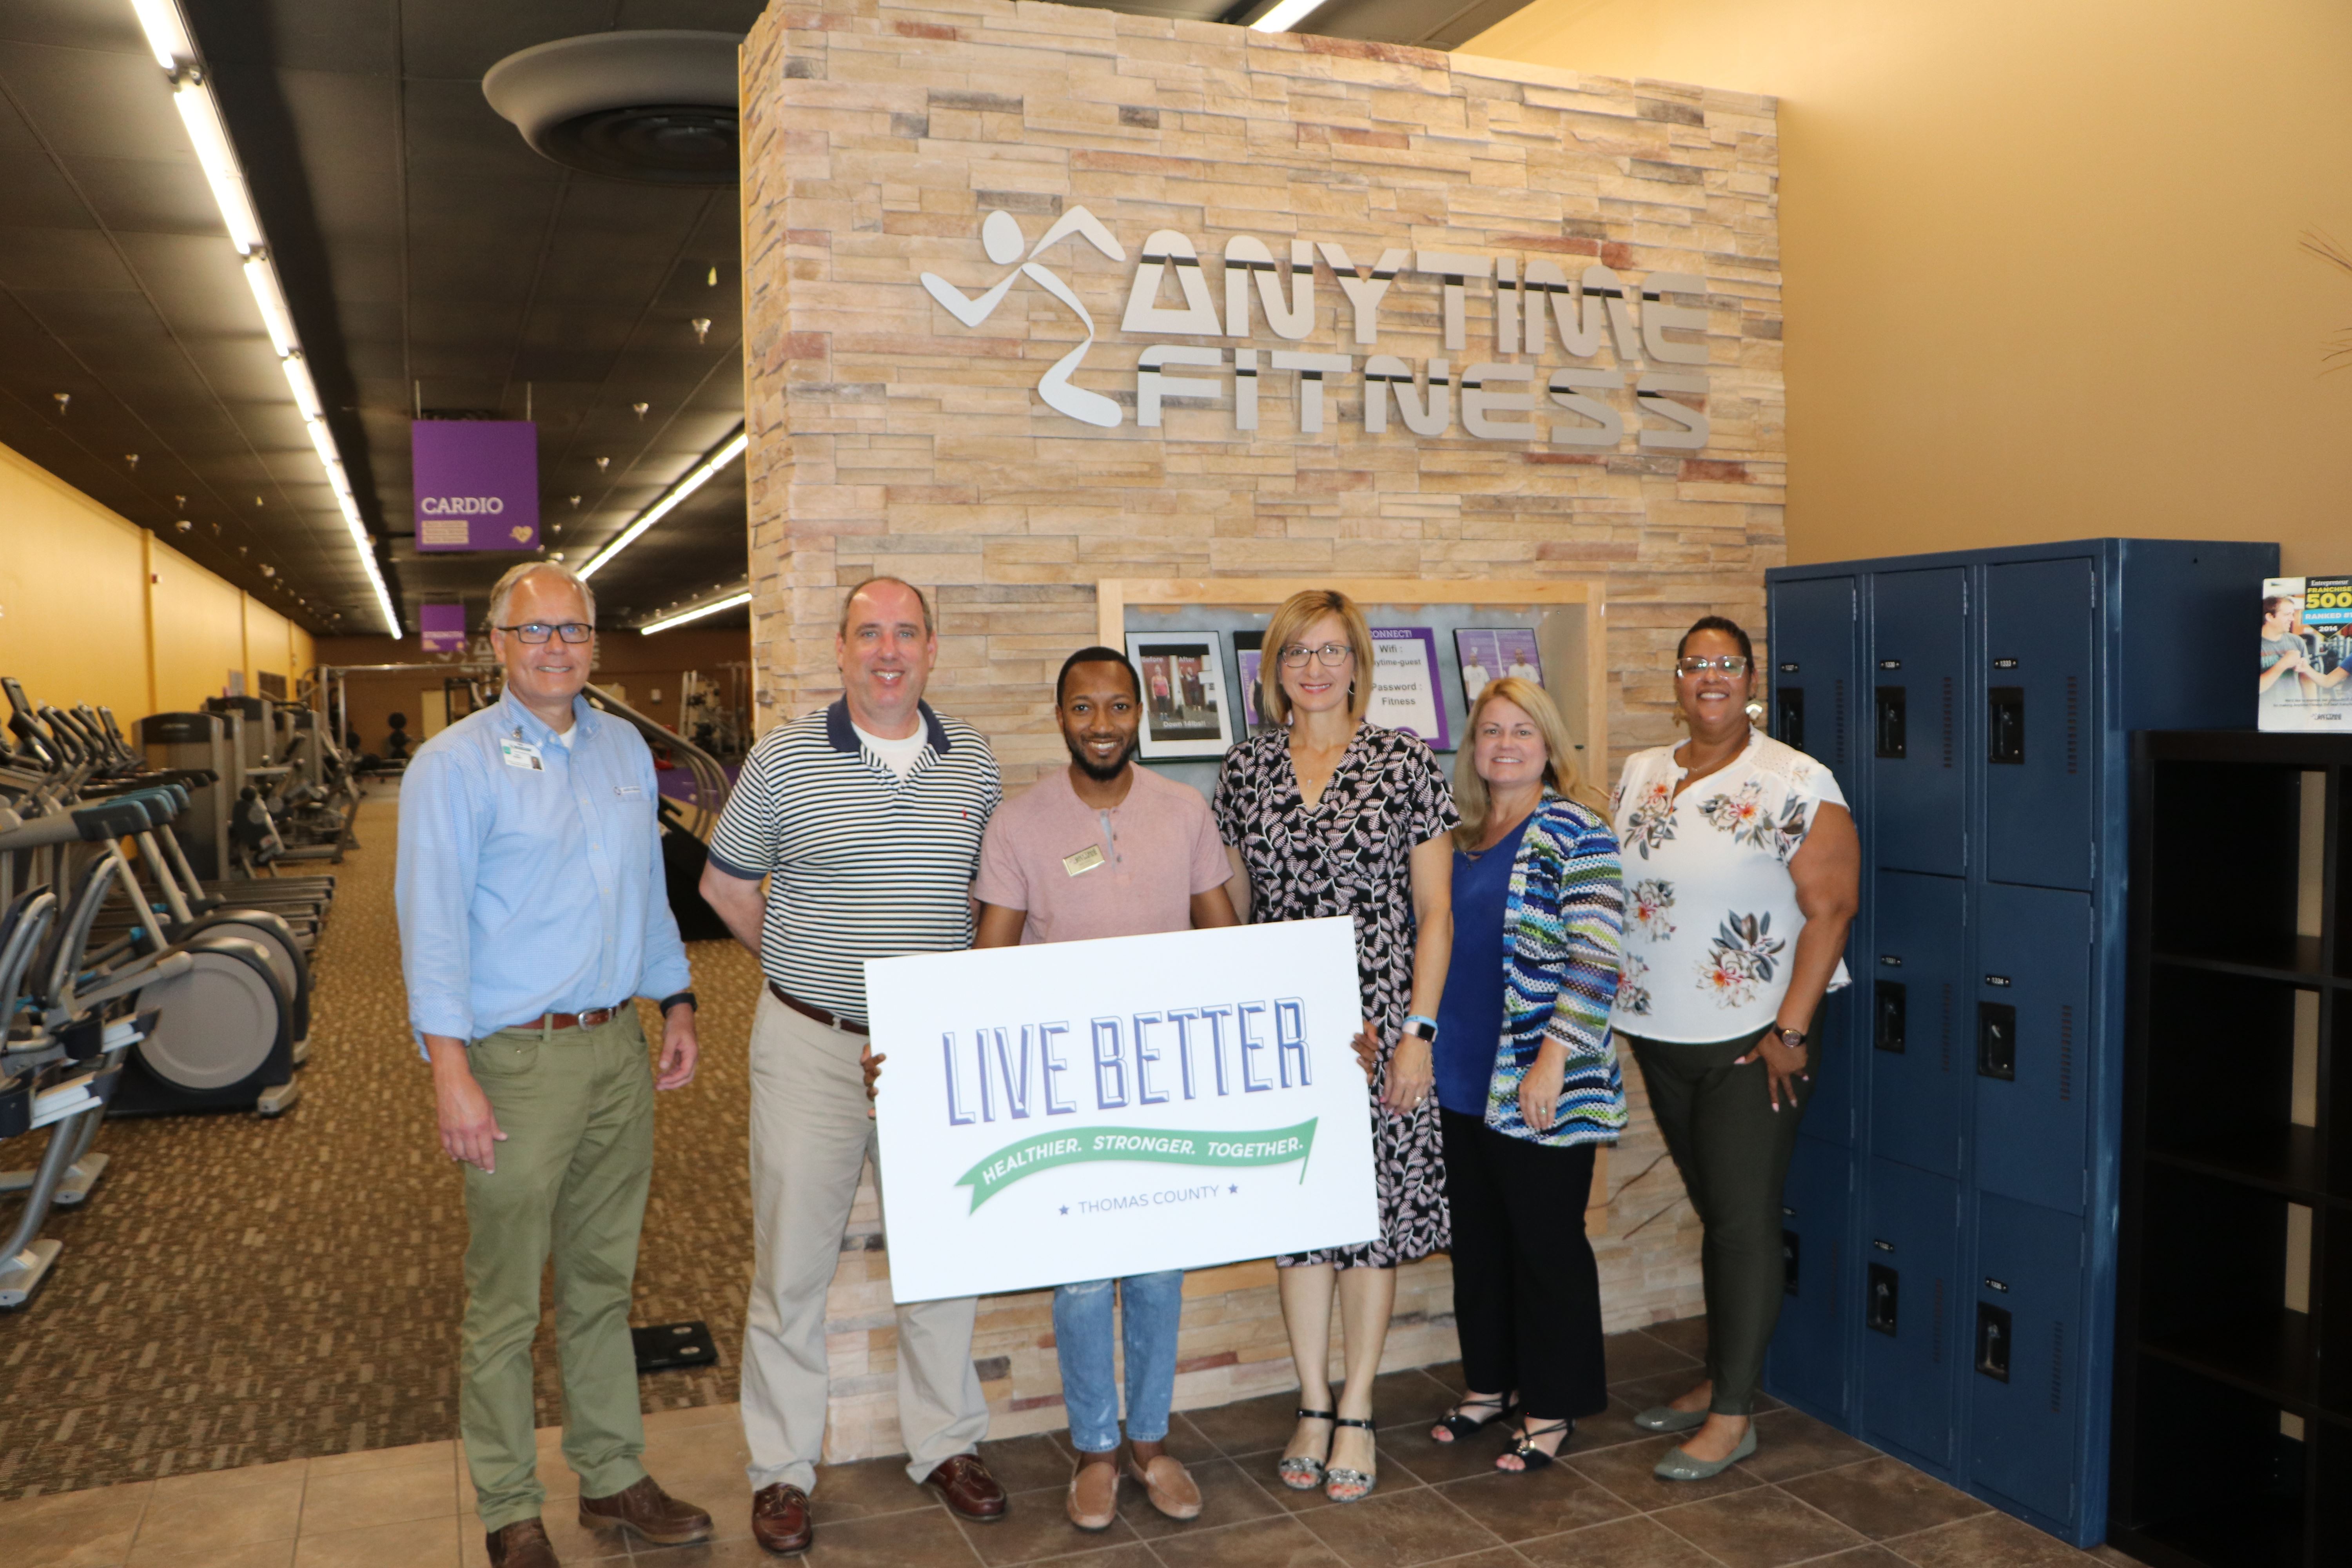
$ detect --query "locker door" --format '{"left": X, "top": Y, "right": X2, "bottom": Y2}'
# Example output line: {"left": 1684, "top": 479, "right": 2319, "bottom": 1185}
{"left": 1768, "top": 574, "right": 1859, "bottom": 801}
{"left": 1804, "top": 975, "right": 1856, "bottom": 1147}
{"left": 1973, "top": 886, "right": 2092, "bottom": 1215}
{"left": 1869, "top": 870, "right": 1965, "bottom": 1178}
{"left": 1983, "top": 559, "right": 2095, "bottom": 891}
{"left": 1867, "top": 568, "right": 1966, "bottom": 875}
{"left": 1764, "top": 1132, "right": 1852, "bottom": 1421}
{"left": 1861, "top": 1158, "right": 1960, "bottom": 1467}
{"left": 1968, "top": 1195, "right": 2085, "bottom": 1530}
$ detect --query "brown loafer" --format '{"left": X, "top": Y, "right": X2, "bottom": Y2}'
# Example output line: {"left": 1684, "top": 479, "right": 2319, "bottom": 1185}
{"left": 1125, "top": 1452, "right": 1202, "bottom": 1521}
{"left": 924, "top": 1452, "right": 1007, "bottom": 1521}
{"left": 485, "top": 1518, "right": 559, "bottom": 1568}
{"left": 579, "top": 1475, "right": 713, "bottom": 1546}
{"left": 751, "top": 1484, "right": 813, "bottom": 1555}
{"left": 1066, "top": 1456, "right": 1119, "bottom": 1531}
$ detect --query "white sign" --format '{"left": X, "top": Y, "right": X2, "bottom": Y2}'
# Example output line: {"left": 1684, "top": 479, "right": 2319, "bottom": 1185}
{"left": 866, "top": 918, "right": 1379, "bottom": 1303}
{"left": 918, "top": 205, "right": 1712, "bottom": 448}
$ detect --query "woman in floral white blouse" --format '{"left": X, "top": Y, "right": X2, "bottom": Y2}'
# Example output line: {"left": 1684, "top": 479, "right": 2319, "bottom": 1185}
{"left": 1609, "top": 615, "right": 1858, "bottom": 1481}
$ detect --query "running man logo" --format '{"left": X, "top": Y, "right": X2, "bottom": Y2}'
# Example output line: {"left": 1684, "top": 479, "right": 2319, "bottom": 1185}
{"left": 919, "top": 209, "right": 1716, "bottom": 449}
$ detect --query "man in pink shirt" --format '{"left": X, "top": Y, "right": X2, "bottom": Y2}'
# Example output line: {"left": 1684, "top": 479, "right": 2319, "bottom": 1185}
{"left": 973, "top": 647, "right": 1238, "bottom": 1530}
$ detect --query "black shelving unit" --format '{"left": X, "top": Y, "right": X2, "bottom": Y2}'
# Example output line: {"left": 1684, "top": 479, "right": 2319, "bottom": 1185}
{"left": 2113, "top": 731, "right": 2351, "bottom": 1568}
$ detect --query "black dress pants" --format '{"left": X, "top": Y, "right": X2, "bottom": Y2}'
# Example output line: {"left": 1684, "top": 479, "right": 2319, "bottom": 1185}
{"left": 1439, "top": 1109, "right": 1608, "bottom": 1421}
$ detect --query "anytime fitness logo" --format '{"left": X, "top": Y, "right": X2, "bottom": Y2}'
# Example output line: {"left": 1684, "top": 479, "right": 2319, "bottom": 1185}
{"left": 920, "top": 205, "right": 1714, "bottom": 448}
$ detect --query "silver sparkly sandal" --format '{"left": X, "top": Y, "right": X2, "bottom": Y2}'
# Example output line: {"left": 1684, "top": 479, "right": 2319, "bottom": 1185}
{"left": 1324, "top": 1416, "right": 1377, "bottom": 1503}
{"left": 1276, "top": 1408, "right": 1334, "bottom": 1491}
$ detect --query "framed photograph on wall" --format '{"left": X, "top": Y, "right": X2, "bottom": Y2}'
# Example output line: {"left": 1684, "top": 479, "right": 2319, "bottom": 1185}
{"left": 1454, "top": 628, "right": 1545, "bottom": 707}
{"left": 1368, "top": 627, "right": 1450, "bottom": 751}
{"left": 1232, "top": 630, "right": 1267, "bottom": 731}
{"left": 1126, "top": 632, "right": 1238, "bottom": 759}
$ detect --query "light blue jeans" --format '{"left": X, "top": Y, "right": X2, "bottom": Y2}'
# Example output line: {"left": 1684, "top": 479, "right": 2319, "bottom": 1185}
{"left": 1052, "top": 1271, "right": 1184, "bottom": 1453}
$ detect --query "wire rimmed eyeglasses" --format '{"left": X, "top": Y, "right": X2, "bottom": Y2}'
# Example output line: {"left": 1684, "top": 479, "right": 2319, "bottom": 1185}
{"left": 1278, "top": 642, "right": 1355, "bottom": 669}
{"left": 496, "top": 622, "right": 594, "bottom": 644}
{"left": 1675, "top": 655, "right": 1750, "bottom": 676}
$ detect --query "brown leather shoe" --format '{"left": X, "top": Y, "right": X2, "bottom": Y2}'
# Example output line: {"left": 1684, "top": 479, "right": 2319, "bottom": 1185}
{"left": 924, "top": 1452, "right": 1007, "bottom": 1521}
{"left": 578, "top": 1475, "right": 713, "bottom": 1546}
{"left": 751, "top": 1483, "right": 813, "bottom": 1556}
{"left": 1066, "top": 1455, "right": 1118, "bottom": 1531}
{"left": 1125, "top": 1452, "right": 1203, "bottom": 1520}
{"left": 485, "top": 1518, "right": 559, "bottom": 1568}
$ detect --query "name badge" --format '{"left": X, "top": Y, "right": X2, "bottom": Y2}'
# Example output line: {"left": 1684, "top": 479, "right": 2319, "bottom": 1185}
{"left": 1062, "top": 844, "right": 1106, "bottom": 877}
{"left": 615, "top": 784, "right": 644, "bottom": 798}
{"left": 499, "top": 738, "right": 544, "bottom": 771}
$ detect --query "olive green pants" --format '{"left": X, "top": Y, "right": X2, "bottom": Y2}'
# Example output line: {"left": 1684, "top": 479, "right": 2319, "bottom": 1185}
{"left": 1624, "top": 1023, "right": 1815, "bottom": 1417}
{"left": 460, "top": 1011, "right": 655, "bottom": 1531}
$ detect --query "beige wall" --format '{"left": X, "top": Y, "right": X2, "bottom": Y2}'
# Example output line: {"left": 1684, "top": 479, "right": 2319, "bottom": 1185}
{"left": 1466, "top": 0, "right": 2352, "bottom": 573}
{"left": 0, "top": 438, "right": 322, "bottom": 724}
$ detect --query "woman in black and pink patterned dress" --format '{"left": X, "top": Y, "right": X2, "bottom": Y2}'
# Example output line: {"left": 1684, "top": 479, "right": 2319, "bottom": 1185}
{"left": 1213, "top": 588, "right": 1457, "bottom": 1504}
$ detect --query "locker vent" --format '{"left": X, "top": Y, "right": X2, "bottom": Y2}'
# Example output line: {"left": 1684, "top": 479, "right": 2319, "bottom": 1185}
{"left": 2050, "top": 1321, "right": 2065, "bottom": 1413}
{"left": 1931, "top": 1278, "right": 1945, "bottom": 1363}
{"left": 1833, "top": 678, "right": 1846, "bottom": 767}
{"left": 1940, "top": 676, "right": 1954, "bottom": 768}
{"left": 2058, "top": 1004, "right": 2074, "bottom": 1101}
{"left": 1939, "top": 983, "right": 1953, "bottom": 1073}
{"left": 2063, "top": 675, "right": 2080, "bottom": 776}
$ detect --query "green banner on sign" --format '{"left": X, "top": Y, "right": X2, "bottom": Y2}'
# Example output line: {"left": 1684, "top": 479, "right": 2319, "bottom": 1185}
{"left": 953, "top": 1119, "right": 1319, "bottom": 1211}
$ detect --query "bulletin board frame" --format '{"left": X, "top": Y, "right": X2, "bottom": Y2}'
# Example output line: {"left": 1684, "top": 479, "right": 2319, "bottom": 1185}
{"left": 1096, "top": 577, "right": 1611, "bottom": 781}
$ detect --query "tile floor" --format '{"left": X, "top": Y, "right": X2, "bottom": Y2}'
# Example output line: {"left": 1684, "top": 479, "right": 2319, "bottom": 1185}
{"left": 2, "top": 1322, "right": 2152, "bottom": 1568}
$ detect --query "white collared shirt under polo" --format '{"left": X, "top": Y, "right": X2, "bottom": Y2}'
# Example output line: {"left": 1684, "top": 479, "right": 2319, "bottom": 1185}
{"left": 706, "top": 698, "right": 1000, "bottom": 1022}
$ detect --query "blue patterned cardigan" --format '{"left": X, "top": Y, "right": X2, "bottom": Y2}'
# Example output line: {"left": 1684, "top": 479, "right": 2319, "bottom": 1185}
{"left": 1479, "top": 794, "right": 1628, "bottom": 1147}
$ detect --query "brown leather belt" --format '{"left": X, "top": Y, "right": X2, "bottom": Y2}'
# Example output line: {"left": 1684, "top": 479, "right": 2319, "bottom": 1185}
{"left": 513, "top": 1002, "right": 628, "bottom": 1032}
{"left": 768, "top": 981, "right": 868, "bottom": 1036}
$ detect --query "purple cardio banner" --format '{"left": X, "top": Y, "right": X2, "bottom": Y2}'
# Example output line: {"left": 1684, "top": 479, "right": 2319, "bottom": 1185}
{"left": 419, "top": 602, "right": 468, "bottom": 653}
{"left": 413, "top": 420, "right": 539, "bottom": 552}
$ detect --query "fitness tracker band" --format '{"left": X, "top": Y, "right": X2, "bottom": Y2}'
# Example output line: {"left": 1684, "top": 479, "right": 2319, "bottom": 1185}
{"left": 659, "top": 991, "right": 697, "bottom": 1014}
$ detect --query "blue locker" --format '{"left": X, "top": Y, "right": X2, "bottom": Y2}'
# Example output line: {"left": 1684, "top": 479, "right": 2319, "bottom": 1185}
{"left": 1766, "top": 1132, "right": 1853, "bottom": 1423}
{"left": 1983, "top": 559, "right": 2095, "bottom": 891}
{"left": 1804, "top": 971, "right": 1856, "bottom": 1147}
{"left": 1869, "top": 870, "right": 1965, "bottom": 1177}
{"left": 1867, "top": 568, "right": 1967, "bottom": 876}
{"left": 1969, "top": 1194, "right": 2086, "bottom": 1532}
{"left": 1974, "top": 885, "right": 2092, "bottom": 1216}
{"left": 1768, "top": 573, "right": 1860, "bottom": 801}
{"left": 1769, "top": 539, "right": 2278, "bottom": 1550}
{"left": 1861, "top": 1157, "right": 1960, "bottom": 1468}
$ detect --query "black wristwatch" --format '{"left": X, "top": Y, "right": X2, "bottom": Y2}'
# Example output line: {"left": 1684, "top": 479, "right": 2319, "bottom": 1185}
{"left": 659, "top": 991, "right": 697, "bottom": 1014}
{"left": 1773, "top": 1025, "right": 1808, "bottom": 1051}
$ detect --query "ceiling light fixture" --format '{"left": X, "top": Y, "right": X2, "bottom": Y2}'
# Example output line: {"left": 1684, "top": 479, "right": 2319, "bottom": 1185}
{"left": 639, "top": 589, "right": 751, "bottom": 635}
{"left": 579, "top": 428, "right": 747, "bottom": 581}
{"left": 129, "top": 0, "right": 399, "bottom": 637}
{"left": 1250, "top": 0, "right": 1331, "bottom": 31}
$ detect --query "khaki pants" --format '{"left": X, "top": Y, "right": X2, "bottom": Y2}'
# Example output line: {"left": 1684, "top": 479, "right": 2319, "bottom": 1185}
{"left": 459, "top": 1011, "right": 655, "bottom": 1531}
{"left": 740, "top": 991, "right": 987, "bottom": 1492}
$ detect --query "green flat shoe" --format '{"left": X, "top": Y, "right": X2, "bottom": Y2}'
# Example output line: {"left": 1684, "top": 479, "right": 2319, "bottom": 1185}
{"left": 1652, "top": 1423, "right": 1757, "bottom": 1481}
{"left": 1632, "top": 1405, "right": 1708, "bottom": 1434}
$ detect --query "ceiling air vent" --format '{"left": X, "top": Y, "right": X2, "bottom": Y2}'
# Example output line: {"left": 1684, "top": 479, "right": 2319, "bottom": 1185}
{"left": 483, "top": 31, "right": 740, "bottom": 186}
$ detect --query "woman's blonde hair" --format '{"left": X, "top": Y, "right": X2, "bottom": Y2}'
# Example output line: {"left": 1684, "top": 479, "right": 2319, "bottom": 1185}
{"left": 1453, "top": 677, "right": 1606, "bottom": 848}
{"left": 1259, "top": 588, "right": 1375, "bottom": 726}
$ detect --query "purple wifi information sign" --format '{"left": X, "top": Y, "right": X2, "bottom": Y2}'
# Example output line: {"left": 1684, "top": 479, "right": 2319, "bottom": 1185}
{"left": 413, "top": 420, "right": 539, "bottom": 552}
{"left": 419, "top": 603, "right": 468, "bottom": 653}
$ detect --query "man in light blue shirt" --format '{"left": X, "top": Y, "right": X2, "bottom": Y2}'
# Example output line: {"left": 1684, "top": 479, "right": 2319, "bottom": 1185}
{"left": 397, "top": 561, "right": 710, "bottom": 1568}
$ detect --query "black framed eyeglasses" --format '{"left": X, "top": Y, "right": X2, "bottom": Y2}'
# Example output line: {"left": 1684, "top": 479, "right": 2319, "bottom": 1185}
{"left": 1675, "top": 655, "right": 1749, "bottom": 676}
{"left": 496, "top": 622, "right": 593, "bottom": 644}
{"left": 1279, "top": 642, "right": 1355, "bottom": 669}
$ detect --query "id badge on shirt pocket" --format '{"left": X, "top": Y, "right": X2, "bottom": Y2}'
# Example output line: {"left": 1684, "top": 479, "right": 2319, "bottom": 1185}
{"left": 499, "top": 737, "right": 544, "bottom": 771}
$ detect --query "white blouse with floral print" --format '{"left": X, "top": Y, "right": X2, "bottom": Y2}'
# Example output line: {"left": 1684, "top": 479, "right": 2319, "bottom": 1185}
{"left": 1608, "top": 728, "right": 1851, "bottom": 1043}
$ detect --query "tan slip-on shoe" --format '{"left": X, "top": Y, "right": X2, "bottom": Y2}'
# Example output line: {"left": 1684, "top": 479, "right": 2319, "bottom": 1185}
{"left": 1067, "top": 1457, "right": 1120, "bottom": 1530}
{"left": 1125, "top": 1452, "right": 1203, "bottom": 1521}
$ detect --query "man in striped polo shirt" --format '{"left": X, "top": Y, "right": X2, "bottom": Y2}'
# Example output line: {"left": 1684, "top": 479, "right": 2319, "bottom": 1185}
{"left": 700, "top": 577, "right": 1007, "bottom": 1554}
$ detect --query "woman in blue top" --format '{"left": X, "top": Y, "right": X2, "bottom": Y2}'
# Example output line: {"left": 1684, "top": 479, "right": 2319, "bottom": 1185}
{"left": 1422, "top": 678, "right": 1626, "bottom": 1473}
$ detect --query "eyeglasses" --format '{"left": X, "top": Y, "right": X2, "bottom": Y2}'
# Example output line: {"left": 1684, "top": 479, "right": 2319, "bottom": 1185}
{"left": 1279, "top": 643, "right": 1355, "bottom": 669}
{"left": 1675, "top": 655, "right": 1749, "bottom": 676}
{"left": 497, "top": 622, "right": 593, "bottom": 644}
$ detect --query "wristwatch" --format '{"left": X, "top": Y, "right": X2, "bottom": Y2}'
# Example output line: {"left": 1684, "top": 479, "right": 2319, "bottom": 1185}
{"left": 1774, "top": 1025, "right": 1808, "bottom": 1051}
{"left": 659, "top": 991, "right": 697, "bottom": 1014}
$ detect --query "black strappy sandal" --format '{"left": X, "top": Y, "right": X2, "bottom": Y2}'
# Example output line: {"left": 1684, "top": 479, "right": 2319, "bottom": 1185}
{"left": 1431, "top": 1393, "right": 1514, "bottom": 1443}
{"left": 1325, "top": 1416, "right": 1378, "bottom": 1502}
{"left": 1499, "top": 1419, "right": 1573, "bottom": 1473}
{"left": 1276, "top": 1408, "right": 1336, "bottom": 1491}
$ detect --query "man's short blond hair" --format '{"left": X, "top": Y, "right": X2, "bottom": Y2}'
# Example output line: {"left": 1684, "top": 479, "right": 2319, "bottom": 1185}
{"left": 487, "top": 560, "right": 596, "bottom": 628}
